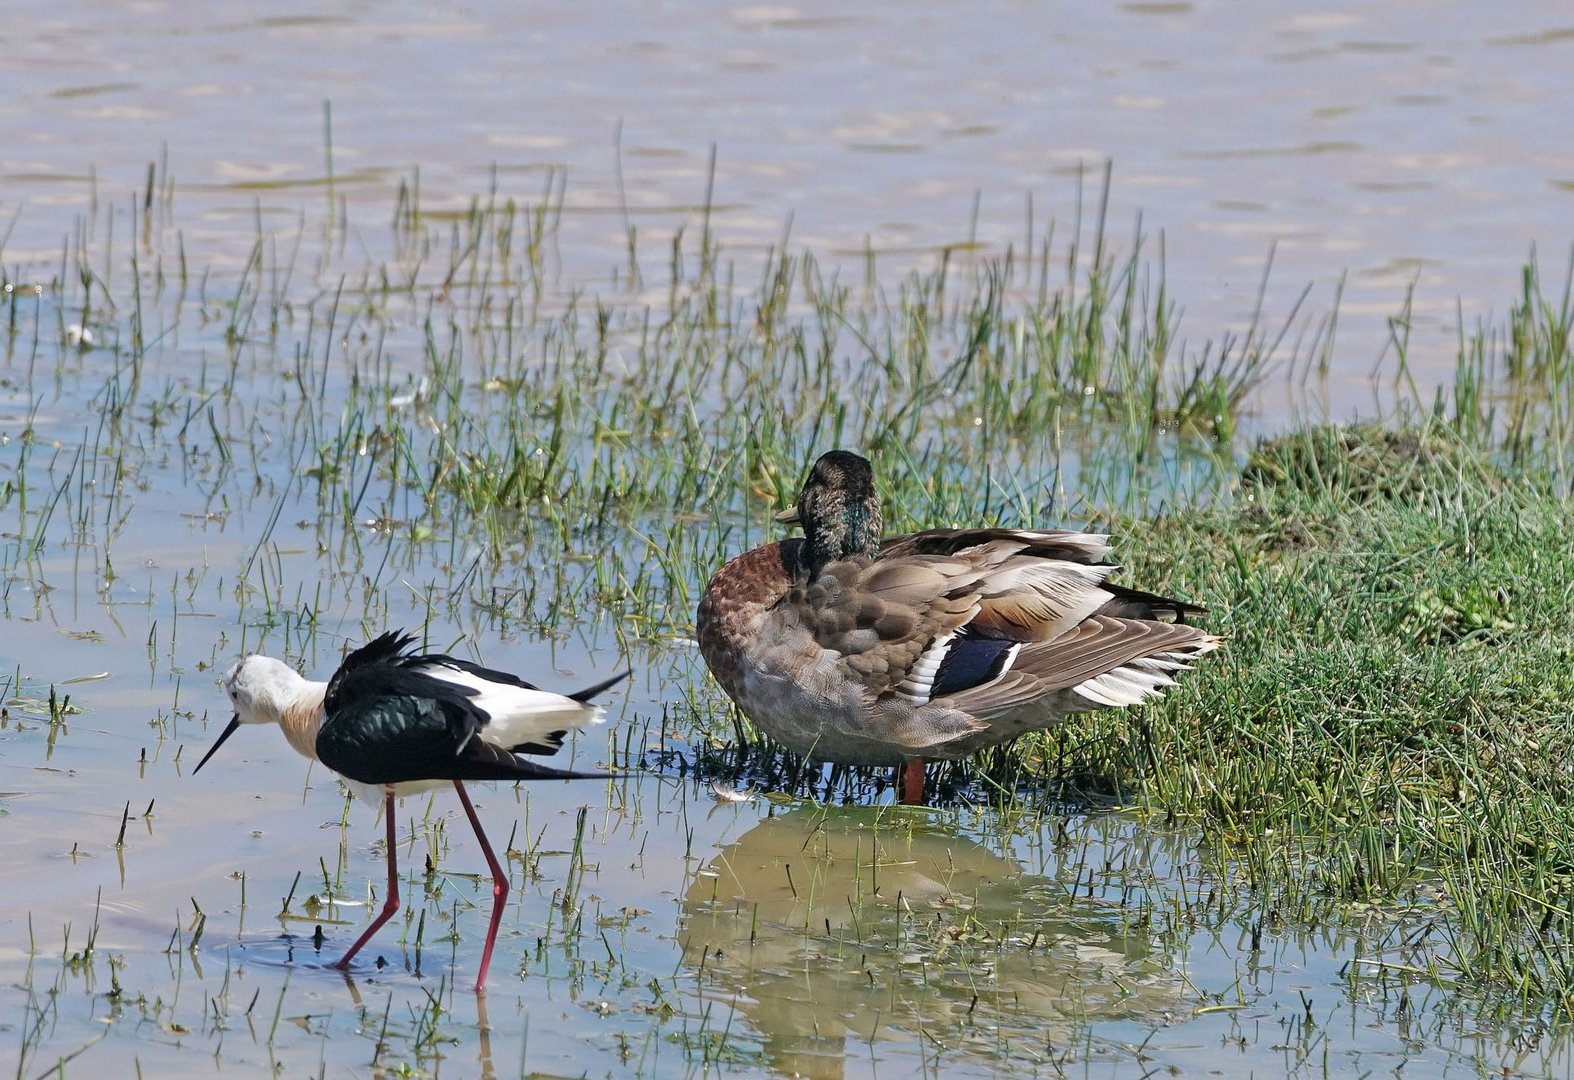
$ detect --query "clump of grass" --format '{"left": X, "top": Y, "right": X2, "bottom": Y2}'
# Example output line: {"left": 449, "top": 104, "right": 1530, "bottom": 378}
{"left": 1239, "top": 423, "right": 1508, "bottom": 507}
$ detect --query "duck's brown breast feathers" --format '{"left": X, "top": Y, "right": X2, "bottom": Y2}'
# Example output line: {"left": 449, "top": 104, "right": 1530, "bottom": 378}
{"left": 697, "top": 540, "right": 800, "bottom": 692}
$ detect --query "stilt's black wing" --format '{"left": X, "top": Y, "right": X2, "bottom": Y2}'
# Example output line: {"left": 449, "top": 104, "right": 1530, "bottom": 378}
{"left": 319, "top": 632, "right": 609, "bottom": 785}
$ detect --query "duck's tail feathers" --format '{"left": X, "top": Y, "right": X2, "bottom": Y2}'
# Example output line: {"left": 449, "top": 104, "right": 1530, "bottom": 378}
{"left": 1070, "top": 635, "right": 1222, "bottom": 708}
{"left": 1097, "top": 583, "right": 1208, "bottom": 623}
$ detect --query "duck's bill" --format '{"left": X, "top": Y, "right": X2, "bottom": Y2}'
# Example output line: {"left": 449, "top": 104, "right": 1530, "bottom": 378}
{"left": 192, "top": 716, "right": 242, "bottom": 774}
{"left": 773, "top": 504, "right": 802, "bottom": 525}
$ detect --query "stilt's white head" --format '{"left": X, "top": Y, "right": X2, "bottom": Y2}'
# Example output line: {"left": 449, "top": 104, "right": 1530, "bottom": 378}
{"left": 224, "top": 654, "right": 309, "bottom": 725}
{"left": 195, "top": 654, "right": 325, "bottom": 774}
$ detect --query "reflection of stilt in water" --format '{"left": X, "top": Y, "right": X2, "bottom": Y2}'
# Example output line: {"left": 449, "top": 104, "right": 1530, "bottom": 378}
{"left": 678, "top": 806, "right": 1189, "bottom": 1079}
{"left": 475, "top": 991, "right": 496, "bottom": 1080}
{"left": 338, "top": 965, "right": 365, "bottom": 1007}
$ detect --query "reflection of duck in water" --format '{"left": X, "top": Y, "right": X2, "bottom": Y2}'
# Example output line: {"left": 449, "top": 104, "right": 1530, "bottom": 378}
{"left": 679, "top": 804, "right": 1187, "bottom": 1078}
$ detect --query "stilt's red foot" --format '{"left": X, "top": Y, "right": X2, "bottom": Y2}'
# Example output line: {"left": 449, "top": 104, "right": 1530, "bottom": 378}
{"left": 896, "top": 759, "right": 927, "bottom": 804}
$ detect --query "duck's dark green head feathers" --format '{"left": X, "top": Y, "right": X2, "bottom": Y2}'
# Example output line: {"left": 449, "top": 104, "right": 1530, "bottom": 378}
{"left": 786, "top": 450, "right": 882, "bottom": 568}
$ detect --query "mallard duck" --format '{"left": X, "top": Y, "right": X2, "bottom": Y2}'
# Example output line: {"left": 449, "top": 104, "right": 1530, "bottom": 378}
{"left": 696, "top": 450, "right": 1219, "bottom": 803}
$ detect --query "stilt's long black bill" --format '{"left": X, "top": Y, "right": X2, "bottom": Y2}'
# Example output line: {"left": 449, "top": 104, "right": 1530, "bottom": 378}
{"left": 193, "top": 716, "right": 243, "bottom": 774}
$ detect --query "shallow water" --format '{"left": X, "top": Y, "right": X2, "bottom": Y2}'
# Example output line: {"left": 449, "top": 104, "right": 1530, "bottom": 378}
{"left": 4, "top": 3, "right": 1574, "bottom": 1077}
{"left": 8, "top": 746, "right": 1569, "bottom": 1077}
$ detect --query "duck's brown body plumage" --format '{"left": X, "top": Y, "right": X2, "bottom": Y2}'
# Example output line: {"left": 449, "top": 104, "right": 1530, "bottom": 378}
{"left": 697, "top": 452, "right": 1220, "bottom": 785}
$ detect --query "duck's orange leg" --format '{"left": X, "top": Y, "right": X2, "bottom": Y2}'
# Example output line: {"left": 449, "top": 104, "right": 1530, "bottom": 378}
{"left": 896, "top": 759, "right": 927, "bottom": 804}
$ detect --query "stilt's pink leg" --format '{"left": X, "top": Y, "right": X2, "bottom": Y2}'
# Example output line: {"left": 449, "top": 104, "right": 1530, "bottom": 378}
{"left": 336, "top": 793, "right": 401, "bottom": 970}
{"left": 453, "top": 780, "right": 508, "bottom": 993}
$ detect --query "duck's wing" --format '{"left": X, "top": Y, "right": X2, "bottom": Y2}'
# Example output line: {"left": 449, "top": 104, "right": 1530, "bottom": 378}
{"left": 883, "top": 528, "right": 1204, "bottom": 622}
{"left": 799, "top": 533, "right": 1217, "bottom": 722}
{"left": 879, "top": 527, "right": 1112, "bottom": 564}
{"left": 943, "top": 614, "right": 1218, "bottom": 717}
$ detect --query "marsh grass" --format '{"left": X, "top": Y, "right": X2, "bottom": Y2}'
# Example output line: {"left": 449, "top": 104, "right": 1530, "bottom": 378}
{"left": 4, "top": 165, "right": 1269, "bottom": 657}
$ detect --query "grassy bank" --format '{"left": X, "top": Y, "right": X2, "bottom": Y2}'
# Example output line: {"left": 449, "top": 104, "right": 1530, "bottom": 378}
{"left": 1102, "top": 421, "right": 1574, "bottom": 1010}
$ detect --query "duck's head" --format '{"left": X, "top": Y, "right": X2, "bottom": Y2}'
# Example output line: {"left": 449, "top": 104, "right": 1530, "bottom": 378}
{"left": 776, "top": 450, "right": 882, "bottom": 568}
{"left": 193, "top": 654, "right": 308, "bottom": 773}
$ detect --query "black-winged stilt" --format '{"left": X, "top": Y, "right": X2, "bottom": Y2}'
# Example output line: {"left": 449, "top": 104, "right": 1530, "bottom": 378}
{"left": 194, "top": 630, "right": 626, "bottom": 991}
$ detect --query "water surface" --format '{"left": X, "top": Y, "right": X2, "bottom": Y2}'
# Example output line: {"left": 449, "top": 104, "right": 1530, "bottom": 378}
{"left": 6, "top": 1, "right": 1574, "bottom": 409}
